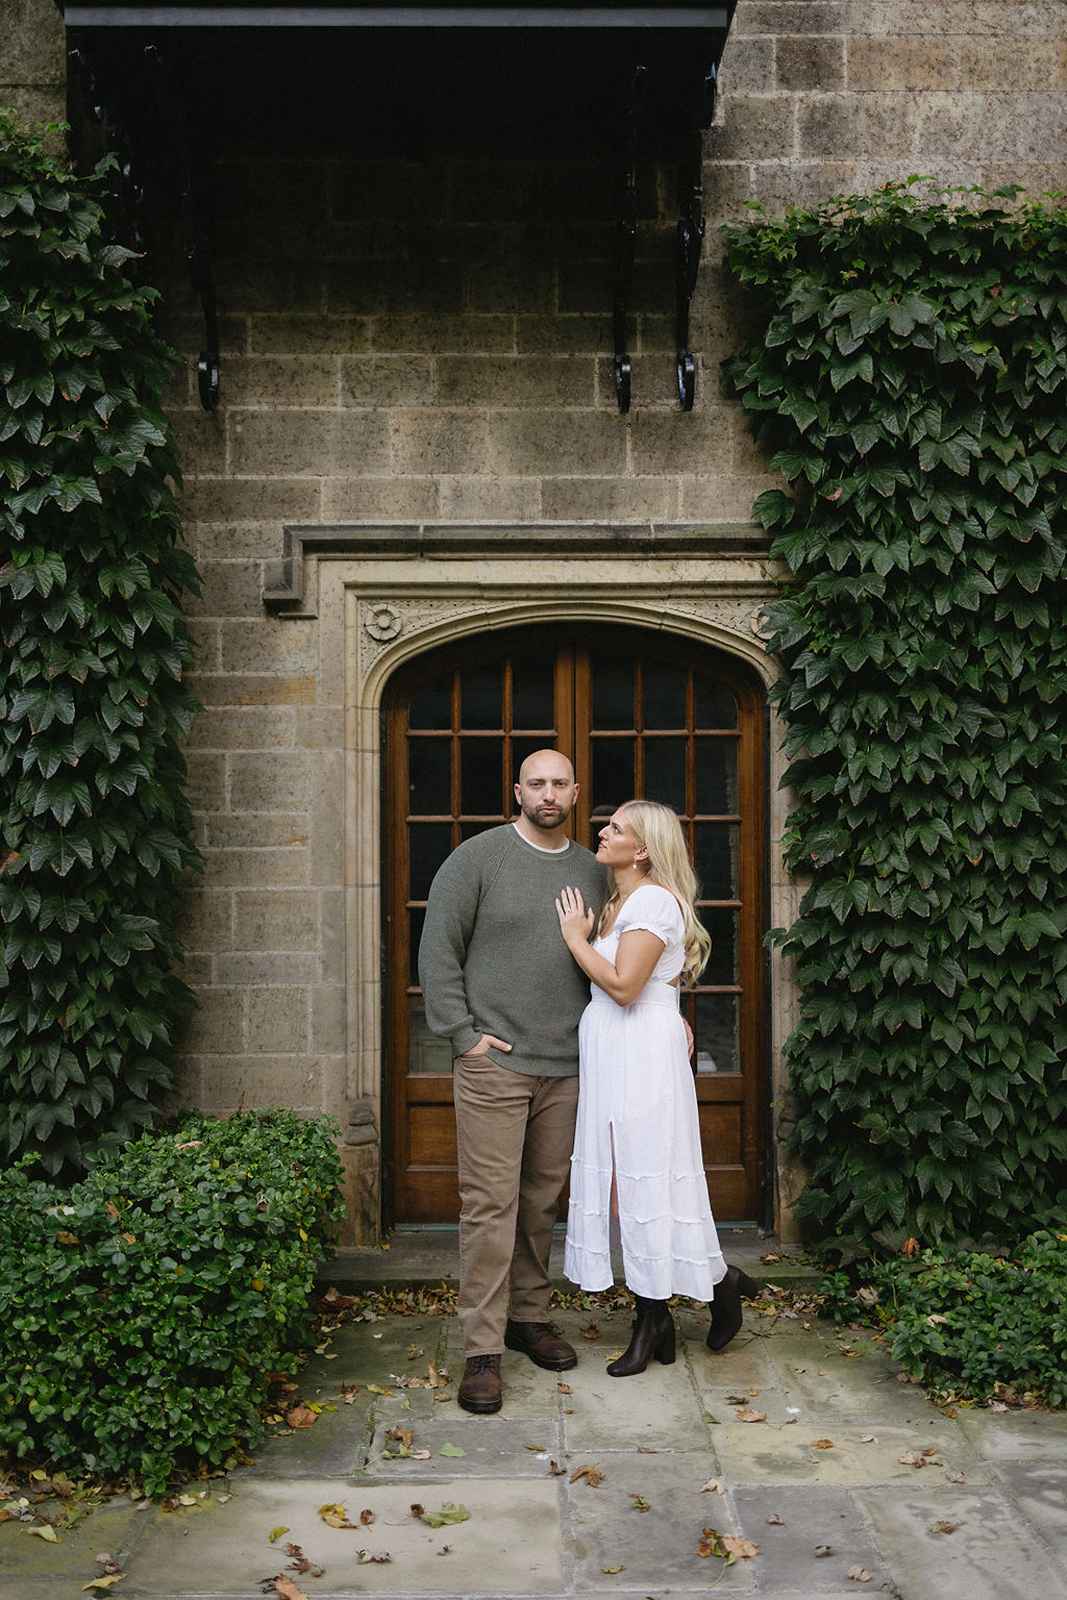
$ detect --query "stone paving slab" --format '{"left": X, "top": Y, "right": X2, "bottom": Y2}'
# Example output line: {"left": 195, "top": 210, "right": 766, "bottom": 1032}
{"left": 117, "top": 1477, "right": 565, "bottom": 1598}
{"left": 712, "top": 1417, "right": 986, "bottom": 1488}
{"left": 854, "top": 1483, "right": 1067, "bottom": 1600}
{"left": 955, "top": 1406, "right": 1067, "bottom": 1461}
{"left": 727, "top": 1484, "right": 890, "bottom": 1593}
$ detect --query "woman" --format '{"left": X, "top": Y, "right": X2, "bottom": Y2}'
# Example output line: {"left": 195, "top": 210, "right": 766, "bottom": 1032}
{"left": 555, "top": 800, "right": 756, "bottom": 1375}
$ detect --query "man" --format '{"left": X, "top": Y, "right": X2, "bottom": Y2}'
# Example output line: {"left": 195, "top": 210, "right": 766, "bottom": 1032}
{"left": 418, "top": 749, "right": 609, "bottom": 1414}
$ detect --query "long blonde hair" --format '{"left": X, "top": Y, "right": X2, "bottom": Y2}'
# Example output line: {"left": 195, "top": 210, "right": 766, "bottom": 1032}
{"left": 598, "top": 799, "right": 712, "bottom": 987}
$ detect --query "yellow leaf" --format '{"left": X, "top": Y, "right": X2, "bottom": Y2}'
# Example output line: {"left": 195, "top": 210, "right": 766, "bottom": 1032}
{"left": 318, "top": 1503, "right": 352, "bottom": 1528}
{"left": 569, "top": 1464, "right": 603, "bottom": 1487}
{"left": 29, "top": 1469, "right": 48, "bottom": 1481}
{"left": 811, "top": 1439, "right": 835, "bottom": 1449}
{"left": 367, "top": 1384, "right": 394, "bottom": 1396}
{"left": 268, "top": 1526, "right": 289, "bottom": 1542}
{"left": 720, "top": 1535, "right": 759, "bottom": 1559}
{"left": 602, "top": 1566, "right": 624, "bottom": 1574}
{"left": 25, "top": 1525, "right": 60, "bottom": 1542}
{"left": 82, "top": 1577, "right": 124, "bottom": 1591}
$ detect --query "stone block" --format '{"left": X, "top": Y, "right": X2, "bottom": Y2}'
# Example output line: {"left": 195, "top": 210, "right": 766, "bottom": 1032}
{"left": 715, "top": 93, "right": 798, "bottom": 163}
{"left": 249, "top": 313, "right": 371, "bottom": 355}
{"left": 201, "top": 1055, "right": 324, "bottom": 1112}
{"left": 2, "top": 0, "right": 64, "bottom": 81}
{"left": 188, "top": 672, "right": 318, "bottom": 707}
{"left": 217, "top": 356, "right": 340, "bottom": 407}
{"left": 295, "top": 708, "right": 344, "bottom": 749}
{"left": 201, "top": 848, "right": 309, "bottom": 889}
{"left": 489, "top": 411, "right": 626, "bottom": 476}
{"left": 777, "top": 34, "right": 847, "bottom": 91}
{"left": 246, "top": 987, "right": 310, "bottom": 1053}
{"left": 176, "top": 478, "right": 322, "bottom": 525}
{"left": 174, "top": 886, "right": 234, "bottom": 952}
{"left": 309, "top": 752, "right": 344, "bottom": 886}
{"left": 448, "top": 159, "right": 541, "bottom": 223}
{"left": 185, "top": 561, "right": 266, "bottom": 620}
{"left": 233, "top": 888, "right": 320, "bottom": 952}
{"left": 371, "top": 313, "right": 515, "bottom": 353}
{"left": 540, "top": 476, "right": 676, "bottom": 523}
{"left": 229, "top": 751, "right": 311, "bottom": 812}
{"left": 215, "top": 951, "right": 321, "bottom": 985}
{"left": 327, "top": 257, "right": 466, "bottom": 316}
{"left": 681, "top": 472, "right": 778, "bottom": 522}
{"left": 188, "top": 707, "right": 295, "bottom": 752}
{"left": 915, "top": 91, "right": 1067, "bottom": 164}
{"left": 799, "top": 92, "right": 917, "bottom": 159}
{"left": 194, "top": 525, "right": 281, "bottom": 561}
{"left": 229, "top": 410, "right": 391, "bottom": 477}
{"left": 322, "top": 476, "right": 441, "bottom": 521}
{"left": 170, "top": 408, "right": 227, "bottom": 475}
{"left": 341, "top": 355, "right": 434, "bottom": 406}
{"left": 392, "top": 411, "right": 491, "bottom": 475}
{"left": 557, "top": 258, "right": 612, "bottom": 316}
{"left": 629, "top": 410, "right": 735, "bottom": 477}
{"left": 848, "top": 35, "right": 958, "bottom": 91}
{"left": 438, "top": 476, "right": 541, "bottom": 523}
{"left": 436, "top": 354, "right": 595, "bottom": 408}
{"left": 217, "top": 256, "right": 327, "bottom": 316}
{"left": 176, "top": 986, "right": 246, "bottom": 1054}
{"left": 206, "top": 815, "right": 309, "bottom": 849}
{"left": 515, "top": 313, "right": 607, "bottom": 354}
{"left": 744, "top": 158, "right": 859, "bottom": 218}
{"left": 736, "top": 2, "right": 851, "bottom": 34}
{"left": 462, "top": 255, "right": 558, "bottom": 315}
{"left": 330, "top": 160, "right": 451, "bottom": 223}
{"left": 183, "top": 751, "right": 227, "bottom": 814}
{"left": 719, "top": 32, "right": 776, "bottom": 96}
{"left": 310, "top": 983, "right": 345, "bottom": 1055}
{"left": 219, "top": 617, "right": 318, "bottom": 676}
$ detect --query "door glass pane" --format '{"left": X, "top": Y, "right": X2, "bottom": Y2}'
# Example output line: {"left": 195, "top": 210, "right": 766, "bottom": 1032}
{"left": 512, "top": 657, "right": 555, "bottom": 730}
{"left": 409, "top": 674, "right": 452, "bottom": 730}
{"left": 694, "top": 677, "right": 738, "bottom": 729}
{"left": 462, "top": 661, "right": 503, "bottom": 729}
{"left": 410, "top": 823, "right": 453, "bottom": 902}
{"left": 700, "top": 906, "right": 738, "bottom": 987}
{"left": 694, "top": 822, "right": 738, "bottom": 898}
{"left": 591, "top": 654, "right": 634, "bottom": 729}
{"left": 460, "top": 819, "right": 498, "bottom": 842}
{"left": 695, "top": 992, "right": 738, "bottom": 1075}
{"left": 461, "top": 736, "right": 503, "bottom": 815}
{"left": 642, "top": 659, "right": 687, "bottom": 729}
{"left": 409, "top": 906, "right": 425, "bottom": 984}
{"left": 695, "top": 737, "right": 738, "bottom": 814}
{"left": 409, "top": 998, "right": 454, "bottom": 1074}
{"left": 642, "top": 736, "right": 687, "bottom": 813}
{"left": 591, "top": 737, "right": 635, "bottom": 812}
{"left": 408, "top": 738, "right": 451, "bottom": 815}
{"left": 511, "top": 734, "right": 555, "bottom": 780}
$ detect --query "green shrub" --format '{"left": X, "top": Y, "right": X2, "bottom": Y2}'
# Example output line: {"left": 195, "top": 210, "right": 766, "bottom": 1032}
{"left": 819, "top": 1230, "right": 1067, "bottom": 1407}
{"left": 722, "top": 182, "right": 1067, "bottom": 1244}
{"left": 0, "top": 112, "right": 201, "bottom": 1177}
{"left": 0, "top": 1110, "right": 345, "bottom": 1495}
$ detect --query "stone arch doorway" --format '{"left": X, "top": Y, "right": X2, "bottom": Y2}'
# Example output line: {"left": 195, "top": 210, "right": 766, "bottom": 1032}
{"left": 383, "top": 621, "right": 768, "bottom": 1227}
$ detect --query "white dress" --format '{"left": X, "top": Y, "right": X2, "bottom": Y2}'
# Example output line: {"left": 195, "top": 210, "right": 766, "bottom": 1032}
{"left": 564, "top": 883, "right": 728, "bottom": 1302}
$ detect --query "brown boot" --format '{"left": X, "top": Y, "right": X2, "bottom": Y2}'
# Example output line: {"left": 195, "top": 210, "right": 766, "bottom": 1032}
{"left": 457, "top": 1353, "right": 502, "bottom": 1414}
{"left": 606, "top": 1297, "right": 675, "bottom": 1377}
{"left": 504, "top": 1319, "right": 578, "bottom": 1371}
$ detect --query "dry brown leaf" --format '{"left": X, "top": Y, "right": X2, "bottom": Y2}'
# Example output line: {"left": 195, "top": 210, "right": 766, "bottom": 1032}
{"left": 811, "top": 1439, "right": 835, "bottom": 1450}
{"left": 930, "top": 1519, "right": 961, "bottom": 1534}
{"left": 721, "top": 1536, "right": 759, "bottom": 1559}
{"left": 557, "top": 1382, "right": 572, "bottom": 1395}
{"left": 847, "top": 1566, "right": 872, "bottom": 1583}
{"left": 356, "top": 1549, "right": 392, "bottom": 1564}
{"left": 548, "top": 1461, "right": 566, "bottom": 1476}
{"left": 766, "top": 1512, "right": 784, "bottom": 1526}
{"left": 898, "top": 1450, "right": 924, "bottom": 1468}
{"left": 735, "top": 1408, "right": 767, "bottom": 1423}
{"left": 285, "top": 1406, "right": 317, "bottom": 1429}
{"left": 637, "top": 1445, "right": 657, "bottom": 1454}
{"left": 273, "top": 1579, "right": 309, "bottom": 1600}
{"left": 359, "top": 1509, "right": 375, "bottom": 1526}
{"left": 921, "top": 1445, "right": 938, "bottom": 1457}
{"left": 814, "top": 1544, "right": 836, "bottom": 1558}
{"left": 367, "top": 1384, "right": 394, "bottom": 1396}
{"left": 570, "top": 1464, "right": 603, "bottom": 1487}
{"left": 700, "top": 1478, "right": 726, "bottom": 1495}
{"left": 579, "top": 1321, "right": 601, "bottom": 1341}
{"left": 946, "top": 1468, "right": 967, "bottom": 1484}
{"left": 82, "top": 1580, "right": 125, "bottom": 1594}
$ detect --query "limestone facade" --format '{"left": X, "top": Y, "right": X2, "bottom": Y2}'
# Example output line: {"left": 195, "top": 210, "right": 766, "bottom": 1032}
{"left": 4, "top": 0, "right": 1067, "bottom": 1240}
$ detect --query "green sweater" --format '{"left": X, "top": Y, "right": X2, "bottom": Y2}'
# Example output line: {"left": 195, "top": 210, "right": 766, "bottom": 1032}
{"left": 418, "top": 824, "right": 609, "bottom": 1077}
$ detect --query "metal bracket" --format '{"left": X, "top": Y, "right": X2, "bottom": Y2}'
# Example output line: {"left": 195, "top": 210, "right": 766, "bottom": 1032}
{"left": 613, "top": 64, "right": 646, "bottom": 415}
{"left": 674, "top": 58, "right": 718, "bottom": 412}
{"left": 145, "top": 44, "right": 220, "bottom": 411}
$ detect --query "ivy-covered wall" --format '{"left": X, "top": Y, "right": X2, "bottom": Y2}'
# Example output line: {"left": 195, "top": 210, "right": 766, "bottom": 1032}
{"left": 724, "top": 183, "right": 1067, "bottom": 1246}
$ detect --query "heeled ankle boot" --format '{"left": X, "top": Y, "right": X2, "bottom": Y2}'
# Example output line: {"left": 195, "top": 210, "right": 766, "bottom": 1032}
{"left": 706, "top": 1265, "right": 759, "bottom": 1352}
{"left": 607, "top": 1296, "right": 676, "bottom": 1377}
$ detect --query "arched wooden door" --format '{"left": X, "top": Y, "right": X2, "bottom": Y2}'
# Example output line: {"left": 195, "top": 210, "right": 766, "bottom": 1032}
{"left": 384, "top": 624, "right": 767, "bottom": 1225}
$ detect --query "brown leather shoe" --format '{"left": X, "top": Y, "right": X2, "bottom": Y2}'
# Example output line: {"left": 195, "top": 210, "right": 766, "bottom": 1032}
{"left": 504, "top": 1319, "right": 578, "bottom": 1371}
{"left": 457, "top": 1353, "right": 502, "bottom": 1413}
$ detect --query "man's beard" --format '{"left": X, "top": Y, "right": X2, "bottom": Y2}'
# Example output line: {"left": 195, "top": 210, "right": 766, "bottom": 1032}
{"left": 520, "top": 797, "right": 573, "bottom": 830}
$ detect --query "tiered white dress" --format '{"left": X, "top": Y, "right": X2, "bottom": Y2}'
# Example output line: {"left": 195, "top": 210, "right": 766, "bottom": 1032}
{"left": 563, "top": 883, "right": 728, "bottom": 1302}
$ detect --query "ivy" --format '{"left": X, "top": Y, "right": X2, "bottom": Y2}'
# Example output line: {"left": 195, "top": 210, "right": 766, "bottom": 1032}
{"left": 723, "top": 181, "right": 1067, "bottom": 1246}
{"left": 0, "top": 114, "right": 201, "bottom": 1176}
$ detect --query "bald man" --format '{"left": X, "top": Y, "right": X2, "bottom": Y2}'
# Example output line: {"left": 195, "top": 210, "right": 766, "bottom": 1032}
{"left": 419, "top": 750, "right": 609, "bottom": 1414}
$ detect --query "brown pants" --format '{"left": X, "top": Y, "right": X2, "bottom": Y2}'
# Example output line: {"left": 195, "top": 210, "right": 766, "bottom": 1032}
{"left": 452, "top": 1053, "right": 579, "bottom": 1357}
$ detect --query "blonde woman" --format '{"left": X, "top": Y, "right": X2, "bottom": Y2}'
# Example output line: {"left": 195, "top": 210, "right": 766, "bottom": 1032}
{"left": 555, "top": 800, "right": 756, "bottom": 1375}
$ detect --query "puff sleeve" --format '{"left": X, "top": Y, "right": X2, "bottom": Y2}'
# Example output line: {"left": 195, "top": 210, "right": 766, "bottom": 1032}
{"left": 615, "top": 883, "right": 684, "bottom": 946}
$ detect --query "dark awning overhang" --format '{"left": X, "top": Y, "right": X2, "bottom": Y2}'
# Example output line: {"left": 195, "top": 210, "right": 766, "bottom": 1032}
{"left": 58, "top": 4, "right": 730, "bottom": 25}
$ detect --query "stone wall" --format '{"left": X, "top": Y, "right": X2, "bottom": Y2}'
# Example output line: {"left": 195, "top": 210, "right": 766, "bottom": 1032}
{"left": 0, "top": 0, "right": 65, "bottom": 132}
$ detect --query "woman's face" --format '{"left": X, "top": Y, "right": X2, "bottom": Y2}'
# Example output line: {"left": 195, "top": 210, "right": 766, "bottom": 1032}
{"left": 596, "top": 809, "right": 646, "bottom": 870}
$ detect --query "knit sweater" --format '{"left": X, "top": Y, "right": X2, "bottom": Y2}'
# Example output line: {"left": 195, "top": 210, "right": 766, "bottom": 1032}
{"left": 418, "top": 824, "right": 609, "bottom": 1077}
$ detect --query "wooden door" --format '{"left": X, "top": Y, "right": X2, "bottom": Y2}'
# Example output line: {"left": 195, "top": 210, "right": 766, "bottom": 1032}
{"left": 384, "top": 624, "right": 766, "bottom": 1224}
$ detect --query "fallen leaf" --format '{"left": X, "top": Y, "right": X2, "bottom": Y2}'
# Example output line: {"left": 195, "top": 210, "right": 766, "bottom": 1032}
{"left": 726, "top": 1394, "right": 748, "bottom": 1405}
{"left": 410, "top": 1503, "right": 424, "bottom": 1518}
{"left": 859, "top": 1434, "right": 878, "bottom": 1444}
{"left": 557, "top": 1382, "right": 572, "bottom": 1395}
{"left": 356, "top": 1549, "right": 392, "bottom": 1564}
{"left": 930, "top": 1520, "right": 961, "bottom": 1534}
{"left": 359, "top": 1509, "right": 374, "bottom": 1526}
{"left": 570, "top": 1464, "right": 603, "bottom": 1487}
{"left": 437, "top": 1545, "right": 451, "bottom": 1555}
{"left": 700, "top": 1478, "right": 726, "bottom": 1495}
{"left": 637, "top": 1445, "right": 657, "bottom": 1454}
{"left": 602, "top": 1566, "right": 624, "bottom": 1575}
{"left": 439, "top": 1443, "right": 466, "bottom": 1458}
{"left": 273, "top": 1578, "right": 309, "bottom": 1600}
{"left": 548, "top": 1461, "right": 566, "bottom": 1476}
{"left": 898, "top": 1450, "right": 924, "bottom": 1468}
{"left": 814, "top": 1544, "right": 836, "bottom": 1558}
{"left": 579, "top": 1321, "right": 601, "bottom": 1340}
{"left": 721, "top": 1536, "right": 759, "bottom": 1559}
{"left": 921, "top": 1445, "right": 938, "bottom": 1457}
{"left": 24, "top": 1525, "right": 60, "bottom": 1542}
{"left": 268, "top": 1526, "right": 289, "bottom": 1542}
{"left": 419, "top": 1503, "right": 470, "bottom": 1528}
{"left": 946, "top": 1468, "right": 967, "bottom": 1484}
{"left": 736, "top": 1408, "right": 767, "bottom": 1423}
{"left": 926, "top": 1314, "right": 950, "bottom": 1327}
{"left": 82, "top": 1579, "right": 125, "bottom": 1593}
{"left": 629, "top": 1494, "right": 650, "bottom": 1512}
{"left": 811, "top": 1439, "right": 834, "bottom": 1450}
{"left": 318, "top": 1503, "right": 353, "bottom": 1529}
{"left": 286, "top": 1406, "right": 317, "bottom": 1429}
{"left": 367, "top": 1384, "right": 394, "bottom": 1396}
{"left": 847, "top": 1566, "right": 872, "bottom": 1582}
{"left": 766, "top": 1512, "right": 784, "bottom": 1526}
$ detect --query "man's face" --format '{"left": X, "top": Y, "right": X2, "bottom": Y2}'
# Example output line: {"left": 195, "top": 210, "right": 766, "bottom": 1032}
{"left": 514, "top": 755, "right": 578, "bottom": 831}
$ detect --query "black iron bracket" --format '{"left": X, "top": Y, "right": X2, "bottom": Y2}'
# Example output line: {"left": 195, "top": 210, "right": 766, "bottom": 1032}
{"left": 613, "top": 64, "right": 646, "bottom": 415}
{"left": 145, "top": 43, "right": 220, "bottom": 411}
{"left": 674, "top": 57, "right": 718, "bottom": 412}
